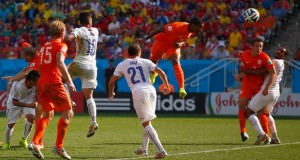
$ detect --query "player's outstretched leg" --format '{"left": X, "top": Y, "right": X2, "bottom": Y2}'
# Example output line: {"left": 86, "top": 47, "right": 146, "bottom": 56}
{"left": 52, "top": 145, "right": 71, "bottom": 160}
{"left": 28, "top": 142, "right": 44, "bottom": 160}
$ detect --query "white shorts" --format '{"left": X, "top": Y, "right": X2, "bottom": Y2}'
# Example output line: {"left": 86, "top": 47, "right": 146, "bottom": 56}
{"left": 248, "top": 92, "right": 280, "bottom": 113}
{"left": 6, "top": 107, "right": 35, "bottom": 124}
{"left": 68, "top": 62, "right": 98, "bottom": 89}
{"left": 132, "top": 87, "right": 157, "bottom": 123}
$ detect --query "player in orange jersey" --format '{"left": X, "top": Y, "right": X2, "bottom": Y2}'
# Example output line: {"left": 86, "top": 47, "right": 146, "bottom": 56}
{"left": 28, "top": 20, "right": 75, "bottom": 160}
{"left": 1, "top": 43, "right": 39, "bottom": 92}
{"left": 136, "top": 17, "right": 204, "bottom": 99}
{"left": 235, "top": 38, "right": 275, "bottom": 142}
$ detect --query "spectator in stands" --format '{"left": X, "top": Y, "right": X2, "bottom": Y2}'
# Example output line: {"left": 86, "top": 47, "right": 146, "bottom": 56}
{"left": 156, "top": 9, "right": 169, "bottom": 26}
{"left": 294, "top": 48, "right": 300, "bottom": 60}
{"left": 0, "top": 3, "right": 10, "bottom": 21}
{"left": 210, "top": 41, "right": 231, "bottom": 60}
{"left": 25, "top": 2, "right": 39, "bottom": 21}
{"left": 203, "top": 35, "right": 219, "bottom": 58}
{"left": 229, "top": 27, "right": 243, "bottom": 49}
{"left": 108, "top": 16, "right": 121, "bottom": 34}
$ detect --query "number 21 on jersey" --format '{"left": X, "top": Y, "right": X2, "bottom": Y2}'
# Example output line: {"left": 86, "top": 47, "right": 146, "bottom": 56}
{"left": 127, "top": 66, "right": 146, "bottom": 84}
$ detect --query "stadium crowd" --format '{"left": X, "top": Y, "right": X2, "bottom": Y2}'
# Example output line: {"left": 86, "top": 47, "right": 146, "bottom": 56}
{"left": 0, "top": 0, "right": 296, "bottom": 60}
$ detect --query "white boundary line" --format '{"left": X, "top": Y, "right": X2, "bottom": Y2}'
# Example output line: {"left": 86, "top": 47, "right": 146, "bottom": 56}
{"left": 109, "top": 142, "right": 300, "bottom": 160}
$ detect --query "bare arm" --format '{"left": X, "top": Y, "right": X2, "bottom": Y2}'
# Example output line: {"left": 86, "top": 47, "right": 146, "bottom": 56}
{"left": 56, "top": 52, "right": 76, "bottom": 91}
{"left": 108, "top": 75, "right": 119, "bottom": 100}
{"left": 262, "top": 67, "right": 277, "bottom": 96}
{"left": 239, "top": 68, "right": 268, "bottom": 75}
{"left": 136, "top": 26, "right": 165, "bottom": 43}
{"left": 153, "top": 67, "right": 170, "bottom": 95}
{"left": 12, "top": 99, "right": 37, "bottom": 108}
{"left": 64, "top": 33, "right": 76, "bottom": 42}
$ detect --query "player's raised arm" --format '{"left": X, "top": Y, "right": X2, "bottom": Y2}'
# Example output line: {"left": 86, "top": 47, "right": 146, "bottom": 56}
{"left": 135, "top": 26, "right": 165, "bottom": 44}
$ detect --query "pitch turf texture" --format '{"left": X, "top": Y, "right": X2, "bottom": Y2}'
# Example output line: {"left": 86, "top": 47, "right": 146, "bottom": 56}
{"left": 0, "top": 113, "right": 299, "bottom": 160}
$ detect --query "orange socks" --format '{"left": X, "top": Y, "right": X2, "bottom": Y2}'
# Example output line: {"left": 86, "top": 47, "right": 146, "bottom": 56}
{"left": 173, "top": 64, "right": 184, "bottom": 89}
{"left": 259, "top": 114, "right": 270, "bottom": 136}
{"left": 238, "top": 110, "right": 246, "bottom": 133}
{"left": 56, "top": 118, "right": 69, "bottom": 148}
{"left": 32, "top": 117, "right": 49, "bottom": 145}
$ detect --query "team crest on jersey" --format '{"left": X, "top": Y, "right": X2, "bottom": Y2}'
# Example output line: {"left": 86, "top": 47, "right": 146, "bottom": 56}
{"left": 257, "top": 60, "right": 262, "bottom": 65}
{"left": 167, "top": 26, "right": 172, "bottom": 31}
{"left": 30, "top": 63, "right": 35, "bottom": 67}
{"left": 267, "top": 59, "right": 273, "bottom": 64}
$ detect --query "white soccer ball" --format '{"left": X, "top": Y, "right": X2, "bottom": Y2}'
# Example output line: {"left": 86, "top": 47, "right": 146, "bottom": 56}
{"left": 244, "top": 8, "right": 260, "bottom": 23}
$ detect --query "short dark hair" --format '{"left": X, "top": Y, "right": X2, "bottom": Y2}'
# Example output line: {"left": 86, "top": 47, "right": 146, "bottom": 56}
{"left": 189, "top": 17, "right": 203, "bottom": 26}
{"left": 26, "top": 70, "right": 40, "bottom": 82}
{"left": 128, "top": 44, "right": 141, "bottom": 56}
{"left": 23, "top": 47, "right": 36, "bottom": 57}
{"left": 253, "top": 37, "right": 264, "bottom": 45}
{"left": 79, "top": 12, "right": 91, "bottom": 26}
{"left": 109, "top": 59, "right": 114, "bottom": 63}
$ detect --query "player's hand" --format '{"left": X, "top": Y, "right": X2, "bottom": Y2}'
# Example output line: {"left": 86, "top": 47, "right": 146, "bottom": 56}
{"left": 234, "top": 72, "right": 246, "bottom": 81}
{"left": 262, "top": 88, "right": 269, "bottom": 96}
{"left": 1, "top": 76, "right": 12, "bottom": 80}
{"left": 163, "top": 86, "right": 170, "bottom": 95}
{"left": 67, "top": 82, "right": 76, "bottom": 92}
{"left": 135, "top": 38, "right": 145, "bottom": 44}
{"left": 175, "top": 42, "right": 185, "bottom": 48}
{"left": 108, "top": 92, "right": 115, "bottom": 100}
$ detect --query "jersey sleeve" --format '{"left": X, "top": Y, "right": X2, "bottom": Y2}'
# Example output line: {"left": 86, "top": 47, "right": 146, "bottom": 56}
{"left": 113, "top": 63, "right": 123, "bottom": 77}
{"left": 145, "top": 59, "right": 157, "bottom": 71}
{"left": 11, "top": 84, "right": 21, "bottom": 101}
{"left": 57, "top": 43, "right": 68, "bottom": 56}
{"left": 72, "top": 28, "right": 82, "bottom": 39}
{"left": 262, "top": 54, "right": 274, "bottom": 70}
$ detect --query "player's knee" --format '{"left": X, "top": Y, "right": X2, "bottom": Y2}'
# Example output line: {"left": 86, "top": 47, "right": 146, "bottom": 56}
{"left": 245, "top": 108, "right": 254, "bottom": 118}
{"left": 26, "top": 114, "right": 35, "bottom": 123}
{"left": 7, "top": 123, "right": 15, "bottom": 129}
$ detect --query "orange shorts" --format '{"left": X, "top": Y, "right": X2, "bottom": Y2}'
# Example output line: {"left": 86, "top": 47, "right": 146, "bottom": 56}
{"left": 37, "top": 82, "right": 72, "bottom": 112}
{"left": 239, "top": 80, "right": 263, "bottom": 99}
{"left": 150, "top": 41, "right": 181, "bottom": 62}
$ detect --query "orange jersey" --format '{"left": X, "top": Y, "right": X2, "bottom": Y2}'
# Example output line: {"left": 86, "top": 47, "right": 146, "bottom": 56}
{"left": 39, "top": 39, "right": 68, "bottom": 83}
{"left": 154, "top": 22, "right": 194, "bottom": 46}
{"left": 27, "top": 52, "right": 40, "bottom": 71}
{"left": 240, "top": 50, "right": 274, "bottom": 83}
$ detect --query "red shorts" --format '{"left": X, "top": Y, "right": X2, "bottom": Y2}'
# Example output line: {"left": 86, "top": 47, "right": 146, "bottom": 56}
{"left": 150, "top": 41, "right": 181, "bottom": 62}
{"left": 239, "top": 80, "right": 263, "bottom": 99}
{"left": 37, "top": 82, "right": 72, "bottom": 112}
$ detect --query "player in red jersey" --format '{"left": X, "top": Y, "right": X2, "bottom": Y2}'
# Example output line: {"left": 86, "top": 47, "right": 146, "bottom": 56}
{"left": 1, "top": 43, "right": 39, "bottom": 92}
{"left": 28, "top": 20, "right": 75, "bottom": 160}
{"left": 136, "top": 17, "right": 204, "bottom": 98}
{"left": 235, "top": 38, "right": 275, "bottom": 142}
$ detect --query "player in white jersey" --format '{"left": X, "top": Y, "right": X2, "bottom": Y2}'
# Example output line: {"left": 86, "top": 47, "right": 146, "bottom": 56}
{"left": 245, "top": 47, "right": 288, "bottom": 145}
{"left": 65, "top": 12, "right": 99, "bottom": 137}
{"left": 108, "top": 44, "right": 170, "bottom": 159}
{"left": 2, "top": 70, "right": 40, "bottom": 150}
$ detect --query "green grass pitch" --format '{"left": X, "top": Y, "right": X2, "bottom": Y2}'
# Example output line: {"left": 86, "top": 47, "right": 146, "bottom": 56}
{"left": 0, "top": 113, "right": 300, "bottom": 160}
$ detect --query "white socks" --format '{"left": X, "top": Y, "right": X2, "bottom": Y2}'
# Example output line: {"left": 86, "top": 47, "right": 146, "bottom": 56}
{"left": 142, "top": 128, "right": 149, "bottom": 151}
{"left": 145, "top": 125, "right": 165, "bottom": 152}
{"left": 248, "top": 114, "right": 265, "bottom": 135}
{"left": 268, "top": 115, "right": 278, "bottom": 139}
{"left": 5, "top": 125, "right": 14, "bottom": 143}
{"left": 22, "top": 121, "right": 33, "bottom": 139}
{"left": 87, "top": 98, "right": 97, "bottom": 124}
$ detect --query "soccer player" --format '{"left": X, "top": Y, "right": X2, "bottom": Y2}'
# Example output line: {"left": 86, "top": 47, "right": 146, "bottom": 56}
{"left": 108, "top": 44, "right": 170, "bottom": 159}
{"left": 135, "top": 17, "right": 204, "bottom": 99}
{"left": 65, "top": 12, "right": 99, "bottom": 137}
{"left": 235, "top": 38, "right": 274, "bottom": 142}
{"left": 1, "top": 70, "right": 39, "bottom": 150}
{"left": 29, "top": 20, "right": 75, "bottom": 160}
{"left": 245, "top": 47, "right": 287, "bottom": 144}
{"left": 1, "top": 43, "right": 39, "bottom": 92}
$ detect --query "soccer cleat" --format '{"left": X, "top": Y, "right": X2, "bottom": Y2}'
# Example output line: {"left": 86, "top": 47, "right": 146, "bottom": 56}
{"left": 19, "top": 138, "right": 29, "bottom": 149}
{"left": 155, "top": 151, "right": 167, "bottom": 159}
{"left": 87, "top": 122, "right": 99, "bottom": 138}
{"left": 254, "top": 134, "right": 268, "bottom": 145}
{"left": 134, "top": 148, "right": 148, "bottom": 156}
{"left": 241, "top": 133, "right": 249, "bottom": 142}
{"left": 264, "top": 137, "right": 271, "bottom": 145}
{"left": 1, "top": 142, "right": 10, "bottom": 150}
{"left": 150, "top": 73, "right": 158, "bottom": 84}
{"left": 179, "top": 88, "right": 187, "bottom": 99}
{"left": 52, "top": 145, "right": 71, "bottom": 160}
{"left": 28, "top": 142, "right": 44, "bottom": 160}
{"left": 270, "top": 138, "right": 281, "bottom": 144}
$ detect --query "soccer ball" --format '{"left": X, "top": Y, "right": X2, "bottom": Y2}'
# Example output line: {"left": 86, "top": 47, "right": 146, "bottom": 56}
{"left": 244, "top": 8, "right": 260, "bottom": 23}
